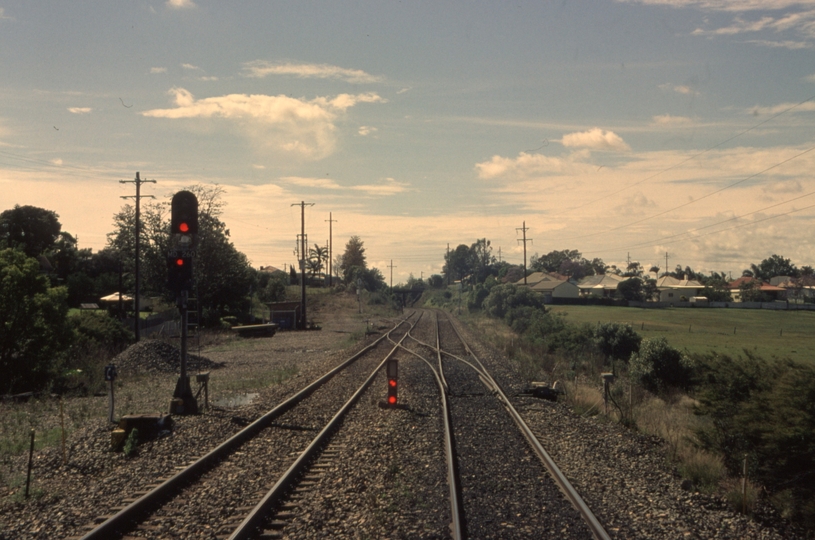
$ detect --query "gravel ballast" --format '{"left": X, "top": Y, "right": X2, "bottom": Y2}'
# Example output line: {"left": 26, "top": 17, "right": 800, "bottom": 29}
{"left": 0, "top": 300, "right": 805, "bottom": 539}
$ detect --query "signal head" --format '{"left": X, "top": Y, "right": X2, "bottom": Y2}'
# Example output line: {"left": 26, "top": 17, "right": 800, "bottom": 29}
{"left": 171, "top": 191, "right": 199, "bottom": 235}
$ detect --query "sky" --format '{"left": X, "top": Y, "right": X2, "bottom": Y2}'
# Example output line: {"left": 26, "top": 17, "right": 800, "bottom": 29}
{"left": 2, "top": 0, "right": 815, "bottom": 283}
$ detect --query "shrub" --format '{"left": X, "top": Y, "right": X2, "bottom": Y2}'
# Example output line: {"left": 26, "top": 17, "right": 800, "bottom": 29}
{"left": 593, "top": 322, "right": 641, "bottom": 362}
{"left": 694, "top": 354, "right": 815, "bottom": 525}
{"left": 467, "top": 284, "right": 491, "bottom": 311}
{"left": 483, "top": 284, "right": 544, "bottom": 321}
{"left": 629, "top": 338, "right": 693, "bottom": 393}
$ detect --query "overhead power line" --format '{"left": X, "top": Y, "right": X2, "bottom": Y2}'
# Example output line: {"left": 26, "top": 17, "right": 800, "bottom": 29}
{"left": 550, "top": 93, "right": 815, "bottom": 220}
{"left": 560, "top": 142, "right": 815, "bottom": 243}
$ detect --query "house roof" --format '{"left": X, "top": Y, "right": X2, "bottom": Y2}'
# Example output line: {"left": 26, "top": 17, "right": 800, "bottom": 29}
{"left": 577, "top": 274, "right": 623, "bottom": 289}
{"left": 655, "top": 276, "right": 704, "bottom": 289}
{"left": 530, "top": 279, "right": 572, "bottom": 292}
{"left": 515, "top": 272, "right": 563, "bottom": 286}
{"left": 727, "top": 276, "right": 785, "bottom": 291}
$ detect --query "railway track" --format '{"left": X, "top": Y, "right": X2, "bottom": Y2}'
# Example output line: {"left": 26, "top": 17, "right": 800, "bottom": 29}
{"left": 76, "top": 308, "right": 610, "bottom": 539}
{"left": 76, "top": 313, "right": 416, "bottom": 540}
{"left": 399, "top": 309, "right": 610, "bottom": 539}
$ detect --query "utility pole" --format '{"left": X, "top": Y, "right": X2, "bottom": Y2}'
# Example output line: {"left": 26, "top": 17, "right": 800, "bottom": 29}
{"left": 325, "top": 212, "right": 337, "bottom": 287}
{"left": 292, "top": 201, "right": 314, "bottom": 329}
{"left": 665, "top": 252, "right": 669, "bottom": 275}
{"left": 516, "top": 221, "right": 532, "bottom": 285}
{"left": 498, "top": 246, "right": 502, "bottom": 263}
{"left": 446, "top": 244, "right": 450, "bottom": 285}
{"left": 120, "top": 172, "right": 155, "bottom": 342}
{"left": 388, "top": 260, "right": 397, "bottom": 289}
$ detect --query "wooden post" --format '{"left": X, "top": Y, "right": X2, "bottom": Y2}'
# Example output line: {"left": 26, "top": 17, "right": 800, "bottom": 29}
{"left": 60, "top": 398, "right": 66, "bottom": 465}
{"left": 25, "top": 429, "right": 34, "bottom": 498}
{"left": 742, "top": 454, "right": 748, "bottom": 514}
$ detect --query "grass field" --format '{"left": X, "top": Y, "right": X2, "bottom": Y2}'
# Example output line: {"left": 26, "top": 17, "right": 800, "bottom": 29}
{"left": 546, "top": 305, "right": 815, "bottom": 364}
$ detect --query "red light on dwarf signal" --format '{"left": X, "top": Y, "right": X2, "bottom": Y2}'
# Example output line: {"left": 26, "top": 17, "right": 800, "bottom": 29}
{"left": 388, "top": 379, "right": 397, "bottom": 387}
{"left": 388, "top": 395, "right": 397, "bottom": 405}
{"left": 179, "top": 222, "right": 190, "bottom": 233}
{"left": 176, "top": 258, "right": 184, "bottom": 266}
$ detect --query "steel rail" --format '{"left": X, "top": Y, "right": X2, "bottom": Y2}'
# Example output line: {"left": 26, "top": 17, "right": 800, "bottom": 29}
{"left": 400, "top": 316, "right": 464, "bottom": 539}
{"left": 439, "top": 310, "right": 612, "bottom": 540}
{"left": 80, "top": 317, "right": 410, "bottom": 540}
{"left": 227, "top": 319, "right": 418, "bottom": 540}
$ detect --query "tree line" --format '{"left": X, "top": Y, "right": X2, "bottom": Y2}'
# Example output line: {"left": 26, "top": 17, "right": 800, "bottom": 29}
{"left": 439, "top": 240, "right": 812, "bottom": 303}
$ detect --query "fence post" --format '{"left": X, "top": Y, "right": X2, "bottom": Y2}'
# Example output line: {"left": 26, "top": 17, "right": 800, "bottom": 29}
{"left": 25, "top": 429, "right": 34, "bottom": 498}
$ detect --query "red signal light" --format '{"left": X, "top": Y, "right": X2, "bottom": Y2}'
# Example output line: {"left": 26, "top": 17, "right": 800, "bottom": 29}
{"left": 388, "top": 379, "right": 397, "bottom": 387}
{"left": 388, "top": 395, "right": 397, "bottom": 405}
{"left": 179, "top": 222, "right": 189, "bottom": 233}
{"left": 176, "top": 258, "right": 184, "bottom": 266}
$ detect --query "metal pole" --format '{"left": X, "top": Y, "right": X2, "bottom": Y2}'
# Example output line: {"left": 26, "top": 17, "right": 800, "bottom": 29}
{"left": 134, "top": 173, "right": 141, "bottom": 341}
{"left": 300, "top": 204, "right": 306, "bottom": 329}
{"left": 108, "top": 378, "right": 115, "bottom": 423}
{"left": 181, "top": 289, "right": 188, "bottom": 382}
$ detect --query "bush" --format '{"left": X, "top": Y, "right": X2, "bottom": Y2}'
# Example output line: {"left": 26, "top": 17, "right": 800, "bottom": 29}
{"left": 0, "top": 249, "right": 73, "bottom": 393}
{"left": 483, "top": 284, "right": 545, "bottom": 321}
{"left": 629, "top": 338, "right": 693, "bottom": 393}
{"left": 594, "top": 322, "right": 641, "bottom": 362}
{"left": 693, "top": 354, "right": 815, "bottom": 525}
{"left": 69, "top": 312, "right": 134, "bottom": 353}
{"left": 467, "top": 284, "right": 491, "bottom": 311}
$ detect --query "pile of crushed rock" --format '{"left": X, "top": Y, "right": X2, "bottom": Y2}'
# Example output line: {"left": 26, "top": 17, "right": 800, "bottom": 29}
{"left": 112, "top": 339, "right": 223, "bottom": 374}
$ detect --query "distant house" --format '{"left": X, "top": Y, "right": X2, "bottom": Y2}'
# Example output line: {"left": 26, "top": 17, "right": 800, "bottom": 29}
{"left": 259, "top": 265, "right": 285, "bottom": 274}
{"left": 775, "top": 276, "right": 815, "bottom": 303}
{"left": 515, "top": 272, "right": 565, "bottom": 287}
{"left": 728, "top": 276, "right": 785, "bottom": 302}
{"left": 577, "top": 274, "right": 624, "bottom": 298}
{"left": 530, "top": 278, "right": 579, "bottom": 300}
{"left": 655, "top": 276, "right": 705, "bottom": 302}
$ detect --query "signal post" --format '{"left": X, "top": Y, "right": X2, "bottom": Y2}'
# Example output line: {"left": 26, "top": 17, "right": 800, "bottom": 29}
{"left": 168, "top": 191, "right": 199, "bottom": 415}
{"left": 379, "top": 358, "right": 403, "bottom": 409}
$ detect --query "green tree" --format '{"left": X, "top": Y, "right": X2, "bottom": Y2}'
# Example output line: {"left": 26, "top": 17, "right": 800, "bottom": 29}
{"left": 443, "top": 244, "right": 473, "bottom": 283}
{"left": 617, "top": 277, "right": 645, "bottom": 301}
{"left": 106, "top": 184, "right": 254, "bottom": 318}
{"left": 629, "top": 338, "right": 693, "bottom": 393}
{"left": 0, "top": 205, "right": 62, "bottom": 257}
{"left": 594, "top": 322, "right": 641, "bottom": 361}
{"left": 0, "top": 249, "right": 73, "bottom": 392}
{"left": 750, "top": 254, "right": 799, "bottom": 281}
{"left": 340, "top": 236, "right": 367, "bottom": 284}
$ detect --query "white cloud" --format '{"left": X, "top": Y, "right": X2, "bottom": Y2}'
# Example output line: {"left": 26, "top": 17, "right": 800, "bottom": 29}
{"left": 199, "top": 76, "right": 219, "bottom": 81}
{"left": 142, "top": 88, "right": 385, "bottom": 159}
{"left": 618, "top": 1, "right": 815, "bottom": 12}
{"left": 252, "top": 164, "right": 266, "bottom": 170}
{"left": 747, "top": 39, "right": 814, "bottom": 49}
{"left": 181, "top": 63, "right": 201, "bottom": 71}
{"left": 358, "top": 126, "right": 377, "bottom": 136}
{"left": 475, "top": 151, "right": 593, "bottom": 179}
{"left": 243, "top": 61, "right": 383, "bottom": 84}
{"left": 806, "top": 73, "right": 815, "bottom": 82}
{"left": 659, "top": 83, "right": 700, "bottom": 96}
{"left": 561, "top": 128, "right": 631, "bottom": 152}
{"left": 652, "top": 114, "right": 693, "bottom": 126}
{"left": 50, "top": 158, "right": 63, "bottom": 166}
{"left": 150, "top": 67, "right": 167, "bottom": 74}
{"left": 279, "top": 176, "right": 408, "bottom": 196}
{"left": 749, "top": 100, "right": 815, "bottom": 115}
{"left": 167, "top": 0, "right": 196, "bottom": 9}
{"left": 68, "top": 107, "right": 92, "bottom": 114}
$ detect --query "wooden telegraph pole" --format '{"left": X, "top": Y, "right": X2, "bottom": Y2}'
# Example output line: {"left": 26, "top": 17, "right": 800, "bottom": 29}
{"left": 293, "top": 201, "right": 314, "bottom": 329}
{"left": 119, "top": 172, "right": 155, "bottom": 342}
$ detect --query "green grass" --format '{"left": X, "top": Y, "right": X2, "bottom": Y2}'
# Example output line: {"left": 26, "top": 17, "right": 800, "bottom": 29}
{"left": 547, "top": 305, "right": 815, "bottom": 363}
